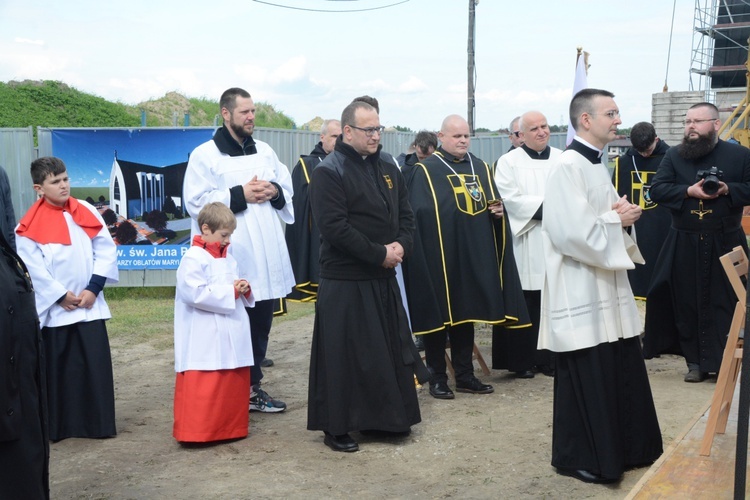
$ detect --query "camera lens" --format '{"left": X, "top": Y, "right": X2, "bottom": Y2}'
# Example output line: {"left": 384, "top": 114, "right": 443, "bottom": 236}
{"left": 702, "top": 176, "right": 720, "bottom": 195}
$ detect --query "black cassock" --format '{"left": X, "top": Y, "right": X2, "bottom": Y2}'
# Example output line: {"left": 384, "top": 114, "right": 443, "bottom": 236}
{"left": 612, "top": 140, "right": 672, "bottom": 299}
{"left": 285, "top": 142, "right": 327, "bottom": 302}
{"left": 0, "top": 233, "right": 49, "bottom": 499}
{"left": 644, "top": 140, "right": 750, "bottom": 372}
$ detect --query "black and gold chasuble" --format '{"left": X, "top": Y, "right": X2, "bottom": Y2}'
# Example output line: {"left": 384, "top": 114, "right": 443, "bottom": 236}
{"left": 402, "top": 149, "right": 529, "bottom": 335}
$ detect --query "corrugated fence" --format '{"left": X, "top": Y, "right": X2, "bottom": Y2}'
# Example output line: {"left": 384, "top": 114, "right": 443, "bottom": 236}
{"left": 2, "top": 126, "right": 567, "bottom": 286}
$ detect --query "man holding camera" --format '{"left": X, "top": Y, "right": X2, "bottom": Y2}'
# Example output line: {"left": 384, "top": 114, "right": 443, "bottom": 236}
{"left": 644, "top": 102, "right": 750, "bottom": 382}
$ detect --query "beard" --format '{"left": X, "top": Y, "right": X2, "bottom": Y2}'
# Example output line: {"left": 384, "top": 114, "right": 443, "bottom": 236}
{"left": 229, "top": 119, "right": 253, "bottom": 140}
{"left": 678, "top": 128, "right": 717, "bottom": 160}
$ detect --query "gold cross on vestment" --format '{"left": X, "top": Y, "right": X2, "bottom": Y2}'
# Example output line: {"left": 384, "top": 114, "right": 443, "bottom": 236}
{"left": 691, "top": 200, "right": 712, "bottom": 220}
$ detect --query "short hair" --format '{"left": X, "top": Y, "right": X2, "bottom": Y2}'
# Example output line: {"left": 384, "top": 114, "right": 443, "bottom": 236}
{"left": 630, "top": 122, "right": 657, "bottom": 152}
{"left": 688, "top": 102, "right": 719, "bottom": 118}
{"left": 320, "top": 119, "right": 340, "bottom": 135}
{"left": 509, "top": 116, "right": 521, "bottom": 131}
{"left": 414, "top": 130, "right": 438, "bottom": 152}
{"left": 341, "top": 100, "right": 376, "bottom": 128}
{"left": 197, "top": 202, "right": 237, "bottom": 233}
{"left": 351, "top": 95, "right": 379, "bottom": 113}
{"left": 31, "top": 156, "right": 66, "bottom": 185}
{"left": 220, "top": 87, "right": 251, "bottom": 114}
{"left": 569, "top": 88, "right": 615, "bottom": 131}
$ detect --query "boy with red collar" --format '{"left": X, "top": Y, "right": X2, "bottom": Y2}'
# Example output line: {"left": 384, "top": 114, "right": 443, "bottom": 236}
{"left": 173, "top": 202, "right": 254, "bottom": 443}
{"left": 15, "top": 156, "right": 119, "bottom": 441}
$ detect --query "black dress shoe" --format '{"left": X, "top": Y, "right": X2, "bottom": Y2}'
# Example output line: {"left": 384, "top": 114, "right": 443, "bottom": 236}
{"left": 323, "top": 432, "right": 359, "bottom": 452}
{"left": 260, "top": 358, "right": 274, "bottom": 368}
{"left": 455, "top": 377, "right": 494, "bottom": 394}
{"left": 556, "top": 467, "right": 619, "bottom": 484}
{"left": 514, "top": 370, "right": 535, "bottom": 379}
{"left": 429, "top": 381, "right": 455, "bottom": 399}
{"left": 536, "top": 365, "right": 555, "bottom": 377}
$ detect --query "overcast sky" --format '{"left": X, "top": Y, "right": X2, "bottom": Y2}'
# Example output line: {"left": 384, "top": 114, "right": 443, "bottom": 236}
{"left": 0, "top": 0, "right": 696, "bottom": 131}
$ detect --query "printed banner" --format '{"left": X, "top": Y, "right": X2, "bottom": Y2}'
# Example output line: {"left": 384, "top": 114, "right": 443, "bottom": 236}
{"left": 50, "top": 128, "right": 216, "bottom": 269}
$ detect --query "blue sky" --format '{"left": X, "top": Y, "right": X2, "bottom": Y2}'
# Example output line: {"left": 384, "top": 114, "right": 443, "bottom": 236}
{"left": 0, "top": 0, "right": 695, "bottom": 131}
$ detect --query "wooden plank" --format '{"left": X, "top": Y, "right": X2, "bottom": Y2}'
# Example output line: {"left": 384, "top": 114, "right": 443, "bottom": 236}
{"left": 627, "top": 383, "right": 749, "bottom": 499}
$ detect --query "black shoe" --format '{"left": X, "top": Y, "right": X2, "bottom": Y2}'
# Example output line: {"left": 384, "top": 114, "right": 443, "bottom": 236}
{"left": 556, "top": 467, "right": 619, "bottom": 484}
{"left": 260, "top": 358, "right": 274, "bottom": 368}
{"left": 429, "top": 381, "right": 455, "bottom": 399}
{"left": 514, "top": 370, "right": 535, "bottom": 379}
{"left": 684, "top": 369, "right": 708, "bottom": 383}
{"left": 414, "top": 336, "right": 425, "bottom": 351}
{"left": 323, "top": 432, "right": 359, "bottom": 452}
{"left": 455, "top": 377, "right": 494, "bottom": 394}
{"left": 536, "top": 365, "right": 555, "bottom": 377}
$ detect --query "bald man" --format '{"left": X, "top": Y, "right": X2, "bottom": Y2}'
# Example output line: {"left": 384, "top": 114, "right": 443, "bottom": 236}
{"left": 508, "top": 116, "right": 524, "bottom": 151}
{"left": 402, "top": 114, "right": 529, "bottom": 400}
{"left": 493, "top": 111, "right": 561, "bottom": 379}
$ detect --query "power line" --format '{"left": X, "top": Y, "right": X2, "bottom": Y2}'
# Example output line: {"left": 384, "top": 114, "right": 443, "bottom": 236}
{"left": 252, "top": 0, "right": 410, "bottom": 12}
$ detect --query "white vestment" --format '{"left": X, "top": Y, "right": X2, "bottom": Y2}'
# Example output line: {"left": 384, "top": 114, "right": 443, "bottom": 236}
{"left": 174, "top": 246, "right": 255, "bottom": 372}
{"left": 16, "top": 200, "right": 119, "bottom": 328}
{"left": 539, "top": 143, "right": 643, "bottom": 353}
{"left": 495, "top": 146, "right": 562, "bottom": 291}
{"left": 183, "top": 139, "right": 296, "bottom": 301}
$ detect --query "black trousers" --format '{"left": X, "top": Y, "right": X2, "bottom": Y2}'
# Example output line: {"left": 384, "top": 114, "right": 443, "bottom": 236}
{"left": 246, "top": 300, "right": 274, "bottom": 386}
{"left": 423, "top": 323, "right": 474, "bottom": 384}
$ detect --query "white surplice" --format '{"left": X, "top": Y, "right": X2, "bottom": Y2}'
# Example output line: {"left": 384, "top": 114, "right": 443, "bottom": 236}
{"left": 15, "top": 200, "right": 119, "bottom": 328}
{"left": 174, "top": 246, "right": 255, "bottom": 372}
{"left": 539, "top": 144, "right": 644, "bottom": 353}
{"left": 495, "top": 146, "right": 562, "bottom": 291}
{"left": 183, "top": 139, "right": 295, "bottom": 301}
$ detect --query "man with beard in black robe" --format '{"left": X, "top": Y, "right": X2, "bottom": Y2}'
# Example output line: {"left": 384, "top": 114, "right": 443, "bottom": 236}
{"left": 612, "top": 122, "right": 671, "bottom": 299}
{"left": 644, "top": 102, "right": 750, "bottom": 382}
{"left": 285, "top": 119, "right": 341, "bottom": 302}
{"left": 307, "top": 99, "right": 428, "bottom": 453}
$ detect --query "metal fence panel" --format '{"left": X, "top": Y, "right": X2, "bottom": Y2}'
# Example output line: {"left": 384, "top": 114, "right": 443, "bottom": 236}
{"left": 20, "top": 126, "right": 571, "bottom": 287}
{"left": 0, "top": 127, "right": 36, "bottom": 218}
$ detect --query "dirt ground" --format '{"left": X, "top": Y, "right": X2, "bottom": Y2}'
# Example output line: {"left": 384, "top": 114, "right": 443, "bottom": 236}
{"left": 49, "top": 306, "right": 716, "bottom": 499}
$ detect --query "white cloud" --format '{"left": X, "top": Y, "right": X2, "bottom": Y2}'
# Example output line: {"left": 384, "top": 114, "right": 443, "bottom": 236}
{"left": 14, "top": 37, "right": 44, "bottom": 46}
{"left": 398, "top": 76, "right": 428, "bottom": 93}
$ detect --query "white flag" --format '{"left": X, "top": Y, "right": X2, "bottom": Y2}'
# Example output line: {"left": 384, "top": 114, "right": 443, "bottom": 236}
{"left": 566, "top": 50, "right": 588, "bottom": 146}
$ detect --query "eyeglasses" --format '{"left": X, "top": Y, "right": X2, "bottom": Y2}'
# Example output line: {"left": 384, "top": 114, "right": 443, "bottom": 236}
{"left": 511, "top": 131, "right": 520, "bottom": 137}
{"left": 350, "top": 125, "right": 385, "bottom": 137}
{"left": 590, "top": 110, "right": 620, "bottom": 119}
{"left": 684, "top": 118, "right": 717, "bottom": 126}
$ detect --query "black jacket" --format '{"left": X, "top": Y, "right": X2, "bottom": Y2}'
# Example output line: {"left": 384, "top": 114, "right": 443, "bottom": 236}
{"left": 310, "top": 138, "right": 414, "bottom": 280}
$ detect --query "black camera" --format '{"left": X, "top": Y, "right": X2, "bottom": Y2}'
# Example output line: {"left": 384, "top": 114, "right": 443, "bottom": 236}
{"left": 696, "top": 166, "right": 724, "bottom": 195}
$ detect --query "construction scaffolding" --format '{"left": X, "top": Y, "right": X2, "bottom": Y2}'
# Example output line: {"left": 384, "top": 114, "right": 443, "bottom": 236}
{"left": 690, "top": 0, "right": 750, "bottom": 97}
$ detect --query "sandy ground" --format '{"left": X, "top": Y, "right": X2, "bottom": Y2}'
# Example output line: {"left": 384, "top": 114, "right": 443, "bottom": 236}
{"left": 49, "top": 309, "right": 716, "bottom": 499}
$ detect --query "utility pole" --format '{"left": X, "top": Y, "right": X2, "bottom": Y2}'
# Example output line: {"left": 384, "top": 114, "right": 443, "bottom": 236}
{"left": 467, "top": 0, "right": 477, "bottom": 135}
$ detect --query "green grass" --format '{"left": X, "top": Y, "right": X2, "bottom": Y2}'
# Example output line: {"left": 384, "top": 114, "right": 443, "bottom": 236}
{"left": 0, "top": 80, "right": 298, "bottom": 131}
{"left": 72, "top": 186, "right": 110, "bottom": 202}
{"left": 105, "top": 287, "right": 315, "bottom": 351}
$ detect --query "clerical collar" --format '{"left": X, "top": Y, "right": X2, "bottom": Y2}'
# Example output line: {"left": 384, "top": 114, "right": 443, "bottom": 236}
{"left": 568, "top": 137, "right": 603, "bottom": 164}
{"left": 521, "top": 143, "right": 550, "bottom": 160}
{"left": 435, "top": 147, "right": 469, "bottom": 164}
{"left": 213, "top": 125, "right": 257, "bottom": 157}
